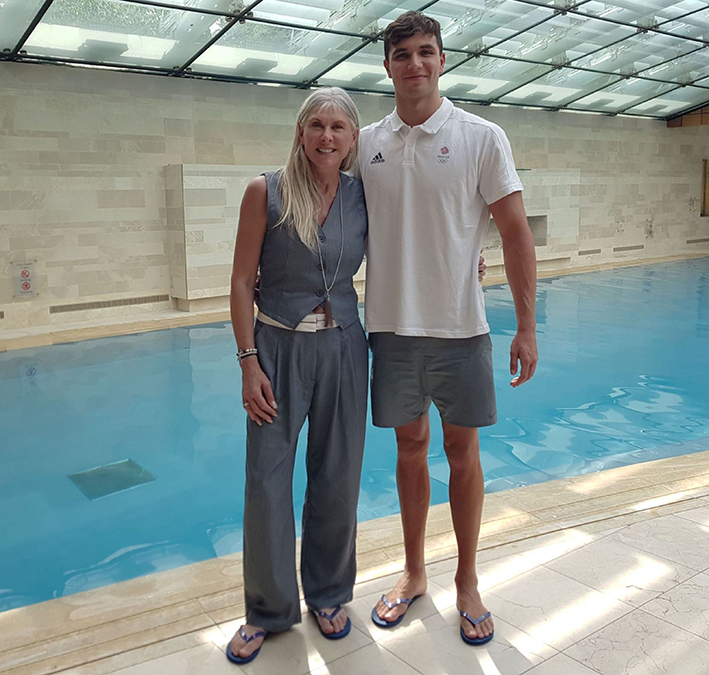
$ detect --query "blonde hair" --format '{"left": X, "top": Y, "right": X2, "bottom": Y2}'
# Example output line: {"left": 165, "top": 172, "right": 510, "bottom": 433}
{"left": 277, "top": 87, "right": 360, "bottom": 249}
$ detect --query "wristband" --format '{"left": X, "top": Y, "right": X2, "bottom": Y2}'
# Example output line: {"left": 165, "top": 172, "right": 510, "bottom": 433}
{"left": 237, "top": 348, "right": 258, "bottom": 362}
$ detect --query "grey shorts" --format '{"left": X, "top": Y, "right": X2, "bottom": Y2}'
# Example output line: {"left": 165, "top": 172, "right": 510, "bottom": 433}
{"left": 369, "top": 332, "right": 497, "bottom": 429}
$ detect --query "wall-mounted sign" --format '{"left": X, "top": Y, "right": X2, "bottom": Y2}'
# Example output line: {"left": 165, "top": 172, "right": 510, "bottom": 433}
{"left": 14, "top": 262, "right": 36, "bottom": 297}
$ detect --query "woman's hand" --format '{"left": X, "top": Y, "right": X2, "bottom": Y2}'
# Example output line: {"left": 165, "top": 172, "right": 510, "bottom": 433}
{"left": 478, "top": 255, "right": 486, "bottom": 283}
{"left": 240, "top": 357, "right": 277, "bottom": 426}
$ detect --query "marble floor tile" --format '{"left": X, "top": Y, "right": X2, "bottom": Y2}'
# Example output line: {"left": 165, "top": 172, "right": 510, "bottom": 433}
{"left": 430, "top": 528, "right": 600, "bottom": 597}
{"left": 346, "top": 579, "right": 451, "bottom": 641}
{"left": 565, "top": 608, "right": 709, "bottom": 675}
{"left": 373, "top": 605, "right": 556, "bottom": 675}
{"left": 523, "top": 653, "right": 600, "bottom": 675}
{"left": 309, "top": 642, "right": 420, "bottom": 675}
{"left": 673, "top": 503, "right": 709, "bottom": 527}
{"left": 607, "top": 514, "right": 709, "bottom": 571}
{"left": 215, "top": 607, "right": 373, "bottom": 675}
{"left": 484, "top": 566, "right": 634, "bottom": 651}
{"left": 545, "top": 537, "right": 696, "bottom": 607}
{"left": 642, "top": 572, "right": 709, "bottom": 638}
{"left": 110, "top": 643, "right": 240, "bottom": 675}
{"left": 0, "top": 614, "right": 216, "bottom": 675}
{"left": 477, "top": 525, "right": 607, "bottom": 568}
{"left": 41, "top": 628, "right": 224, "bottom": 675}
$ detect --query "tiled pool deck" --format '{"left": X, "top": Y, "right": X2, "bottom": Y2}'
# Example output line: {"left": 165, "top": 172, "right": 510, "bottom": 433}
{"left": 3, "top": 444, "right": 709, "bottom": 675}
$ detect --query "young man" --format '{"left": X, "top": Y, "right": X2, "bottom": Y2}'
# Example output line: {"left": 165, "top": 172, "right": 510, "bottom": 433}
{"left": 358, "top": 11, "right": 538, "bottom": 645}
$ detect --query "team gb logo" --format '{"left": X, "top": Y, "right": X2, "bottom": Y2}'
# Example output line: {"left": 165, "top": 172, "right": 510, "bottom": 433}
{"left": 437, "top": 146, "right": 451, "bottom": 163}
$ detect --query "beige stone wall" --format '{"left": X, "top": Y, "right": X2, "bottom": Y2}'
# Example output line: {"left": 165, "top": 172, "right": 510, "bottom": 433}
{"left": 1, "top": 61, "right": 709, "bottom": 332}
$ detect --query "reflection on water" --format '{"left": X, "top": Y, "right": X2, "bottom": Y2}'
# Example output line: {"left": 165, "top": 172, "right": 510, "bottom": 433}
{"left": 0, "top": 258, "right": 708, "bottom": 610}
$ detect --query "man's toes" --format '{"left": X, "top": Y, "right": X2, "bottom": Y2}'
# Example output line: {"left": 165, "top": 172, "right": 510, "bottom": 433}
{"left": 477, "top": 619, "right": 493, "bottom": 638}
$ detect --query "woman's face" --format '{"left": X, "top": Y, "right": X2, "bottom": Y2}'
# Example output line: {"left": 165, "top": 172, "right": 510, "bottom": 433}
{"left": 299, "top": 106, "right": 357, "bottom": 174}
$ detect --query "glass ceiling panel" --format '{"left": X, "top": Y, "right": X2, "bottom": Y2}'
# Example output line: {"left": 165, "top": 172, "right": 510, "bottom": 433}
{"left": 23, "top": 0, "right": 221, "bottom": 68}
{"left": 570, "top": 79, "right": 678, "bottom": 113}
{"left": 191, "top": 19, "right": 364, "bottom": 83}
{"left": 498, "top": 69, "right": 619, "bottom": 107}
{"left": 650, "top": 0, "right": 709, "bottom": 24}
{"left": 0, "top": 0, "right": 48, "bottom": 50}
{"left": 442, "top": 12, "right": 638, "bottom": 72}
{"left": 440, "top": 56, "right": 551, "bottom": 101}
{"left": 623, "top": 83, "right": 709, "bottom": 116}
{"left": 492, "top": 12, "right": 634, "bottom": 66}
{"left": 318, "top": 40, "right": 393, "bottom": 92}
{"left": 644, "top": 47, "right": 709, "bottom": 84}
{"left": 571, "top": 32, "right": 700, "bottom": 76}
{"left": 425, "top": 0, "right": 554, "bottom": 54}
{"left": 251, "top": 0, "right": 415, "bottom": 33}
{"left": 2, "top": 0, "right": 709, "bottom": 118}
{"left": 660, "top": 8, "right": 709, "bottom": 40}
{"left": 576, "top": 1, "right": 684, "bottom": 27}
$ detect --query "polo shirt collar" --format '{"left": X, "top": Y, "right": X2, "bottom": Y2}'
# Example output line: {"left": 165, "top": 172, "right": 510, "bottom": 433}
{"left": 389, "top": 97, "right": 453, "bottom": 134}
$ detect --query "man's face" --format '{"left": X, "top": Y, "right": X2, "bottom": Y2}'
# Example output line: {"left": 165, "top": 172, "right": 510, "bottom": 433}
{"left": 384, "top": 32, "right": 445, "bottom": 99}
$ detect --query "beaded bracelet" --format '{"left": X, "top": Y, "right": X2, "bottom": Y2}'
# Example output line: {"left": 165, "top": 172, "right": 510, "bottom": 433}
{"left": 237, "top": 348, "right": 258, "bottom": 363}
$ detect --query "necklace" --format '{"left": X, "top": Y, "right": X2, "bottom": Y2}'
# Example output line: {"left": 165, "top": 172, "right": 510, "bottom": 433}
{"left": 316, "top": 180, "right": 345, "bottom": 327}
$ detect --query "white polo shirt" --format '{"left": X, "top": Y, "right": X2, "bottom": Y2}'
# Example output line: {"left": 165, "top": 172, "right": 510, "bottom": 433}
{"left": 359, "top": 97, "right": 523, "bottom": 338}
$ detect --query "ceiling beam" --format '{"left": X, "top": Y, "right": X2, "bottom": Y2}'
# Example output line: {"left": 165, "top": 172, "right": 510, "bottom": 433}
{"left": 10, "top": 0, "right": 56, "bottom": 56}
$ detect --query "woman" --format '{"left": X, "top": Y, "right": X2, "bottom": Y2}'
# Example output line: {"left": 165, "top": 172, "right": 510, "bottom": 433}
{"left": 227, "top": 87, "right": 368, "bottom": 664}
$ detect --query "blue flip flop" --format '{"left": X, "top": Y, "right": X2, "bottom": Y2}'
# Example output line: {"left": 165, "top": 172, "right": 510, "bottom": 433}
{"left": 225, "top": 626, "right": 267, "bottom": 664}
{"left": 371, "top": 594, "right": 421, "bottom": 628}
{"left": 459, "top": 610, "right": 494, "bottom": 646}
{"left": 311, "top": 605, "right": 351, "bottom": 639}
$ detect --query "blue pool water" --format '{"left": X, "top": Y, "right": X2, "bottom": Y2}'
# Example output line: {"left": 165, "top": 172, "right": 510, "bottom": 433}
{"left": 1, "top": 258, "right": 708, "bottom": 611}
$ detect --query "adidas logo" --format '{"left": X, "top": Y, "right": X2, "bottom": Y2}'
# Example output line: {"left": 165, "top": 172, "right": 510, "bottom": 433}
{"left": 370, "top": 152, "right": 385, "bottom": 164}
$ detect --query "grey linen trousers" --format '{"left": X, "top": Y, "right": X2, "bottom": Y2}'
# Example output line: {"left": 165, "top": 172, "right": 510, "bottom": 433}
{"left": 243, "top": 319, "right": 368, "bottom": 632}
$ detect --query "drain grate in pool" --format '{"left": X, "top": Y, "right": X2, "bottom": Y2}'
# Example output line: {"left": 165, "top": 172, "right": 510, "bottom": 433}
{"left": 68, "top": 459, "right": 156, "bottom": 501}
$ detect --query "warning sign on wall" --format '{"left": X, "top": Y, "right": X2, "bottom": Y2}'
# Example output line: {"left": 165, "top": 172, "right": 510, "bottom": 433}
{"left": 14, "top": 262, "right": 36, "bottom": 297}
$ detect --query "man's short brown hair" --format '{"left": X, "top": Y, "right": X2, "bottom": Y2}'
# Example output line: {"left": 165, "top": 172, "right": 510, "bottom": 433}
{"left": 383, "top": 11, "right": 443, "bottom": 60}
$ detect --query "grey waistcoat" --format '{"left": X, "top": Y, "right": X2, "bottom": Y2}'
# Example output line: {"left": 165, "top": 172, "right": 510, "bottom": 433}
{"left": 257, "top": 171, "right": 368, "bottom": 329}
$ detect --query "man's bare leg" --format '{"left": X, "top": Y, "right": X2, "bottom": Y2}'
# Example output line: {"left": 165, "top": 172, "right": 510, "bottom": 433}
{"left": 442, "top": 422, "right": 493, "bottom": 641}
{"left": 374, "top": 413, "right": 431, "bottom": 624}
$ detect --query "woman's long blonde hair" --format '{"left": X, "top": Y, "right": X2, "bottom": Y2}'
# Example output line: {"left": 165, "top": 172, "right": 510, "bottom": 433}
{"left": 277, "top": 87, "right": 360, "bottom": 249}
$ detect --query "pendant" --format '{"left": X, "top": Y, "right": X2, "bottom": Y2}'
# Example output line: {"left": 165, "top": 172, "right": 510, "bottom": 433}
{"left": 324, "top": 298, "right": 333, "bottom": 327}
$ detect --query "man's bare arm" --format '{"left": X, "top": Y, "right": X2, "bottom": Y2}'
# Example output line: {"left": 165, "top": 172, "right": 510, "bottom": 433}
{"left": 489, "top": 191, "right": 538, "bottom": 387}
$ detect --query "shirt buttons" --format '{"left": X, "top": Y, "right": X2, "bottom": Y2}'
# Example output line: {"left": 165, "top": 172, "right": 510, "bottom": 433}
{"left": 407, "top": 142, "right": 413, "bottom": 147}
{"left": 317, "top": 264, "right": 323, "bottom": 270}
{"left": 319, "top": 233, "right": 326, "bottom": 242}
{"left": 316, "top": 290, "right": 323, "bottom": 297}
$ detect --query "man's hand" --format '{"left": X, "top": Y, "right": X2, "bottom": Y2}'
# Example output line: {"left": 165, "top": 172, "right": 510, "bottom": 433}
{"left": 510, "top": 328, "right": 538, "bottom": 387}
{"left": 478, "top": 255, "right": 486, "bottom": 283}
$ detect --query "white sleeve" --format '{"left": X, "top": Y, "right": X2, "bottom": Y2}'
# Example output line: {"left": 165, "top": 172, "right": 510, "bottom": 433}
{"left": 478, "top": 127, "right": 524, "bottom": 205}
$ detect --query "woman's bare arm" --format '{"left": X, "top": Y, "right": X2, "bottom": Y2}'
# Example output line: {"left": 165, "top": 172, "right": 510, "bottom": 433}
{"left": 230, "top": 176, "right": 277, "bottom": 425}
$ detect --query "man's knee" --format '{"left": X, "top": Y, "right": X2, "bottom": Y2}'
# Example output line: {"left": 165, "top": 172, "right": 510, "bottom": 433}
{"left": 442, "top": 425, "right": 480, "bottom": 466}
{"left": 395, "top": 415, "right": 430, "bottom": 459}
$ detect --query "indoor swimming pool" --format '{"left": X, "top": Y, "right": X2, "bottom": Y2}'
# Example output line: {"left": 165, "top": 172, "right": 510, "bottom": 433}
{"left": 0, "top": 258, "right": 707, "bottom": 612}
